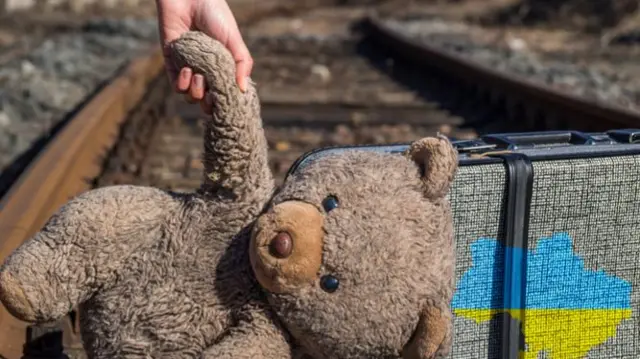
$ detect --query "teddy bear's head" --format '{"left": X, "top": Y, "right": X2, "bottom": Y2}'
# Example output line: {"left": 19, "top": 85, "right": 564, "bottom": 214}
{"left": 250, "top": 136, "right": 458, "bottom": 359}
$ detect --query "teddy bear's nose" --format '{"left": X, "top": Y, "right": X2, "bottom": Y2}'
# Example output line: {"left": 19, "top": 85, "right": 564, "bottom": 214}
{"left": 250, "top": 200, "right": 324, "bottom": 293}
{"left": 269, "top": 232, "right": 293, "bottom": 258}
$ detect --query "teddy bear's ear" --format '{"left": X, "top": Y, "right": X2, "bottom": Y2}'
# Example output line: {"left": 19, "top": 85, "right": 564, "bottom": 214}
{"left": 405, "top": 135, "right": 458, "bottom": 200}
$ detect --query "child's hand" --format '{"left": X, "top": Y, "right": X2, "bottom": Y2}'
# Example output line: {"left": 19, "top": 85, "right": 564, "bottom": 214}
{"left": 156, "top": 0, "right": 253, "bottom": 114}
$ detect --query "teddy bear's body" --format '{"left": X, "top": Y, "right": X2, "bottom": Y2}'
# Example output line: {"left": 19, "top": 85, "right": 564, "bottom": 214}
{"left": 0, "top": 32, "right": 458, "bottom": 359}
{"left": 64, "top": 187, "right": 281, "bottom": 357}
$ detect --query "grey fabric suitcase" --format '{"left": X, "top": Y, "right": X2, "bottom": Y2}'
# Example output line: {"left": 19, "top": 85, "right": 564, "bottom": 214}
{"left": 285, "top": 129, "right": 640, "bottom": 359}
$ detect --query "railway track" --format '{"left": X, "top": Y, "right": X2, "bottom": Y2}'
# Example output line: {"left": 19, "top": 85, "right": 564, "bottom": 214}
{"left": 1, "top": 2, "right": 640, "bottom": 358}
{"left": 364, "top": 15, "right": 640, "bottom": 133}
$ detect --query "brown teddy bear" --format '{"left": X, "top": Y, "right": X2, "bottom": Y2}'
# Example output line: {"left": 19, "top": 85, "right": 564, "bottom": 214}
{"left": 0, "top": 31, "right": 458, "bottom": 359}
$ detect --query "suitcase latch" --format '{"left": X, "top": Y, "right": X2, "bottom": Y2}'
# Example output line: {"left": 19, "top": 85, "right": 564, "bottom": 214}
{"left": 607, "top": 129, "right": 640, "bottom": 144}
{"left": 481, "top": 131, "right": 607, "bottom": 150}
{"left": 453, "top": 139, "right": 497, "bottom": 154}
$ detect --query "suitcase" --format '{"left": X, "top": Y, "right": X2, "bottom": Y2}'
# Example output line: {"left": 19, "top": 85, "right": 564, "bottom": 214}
{"left": 285, "top": 129, "right": 640, "bottom": 359}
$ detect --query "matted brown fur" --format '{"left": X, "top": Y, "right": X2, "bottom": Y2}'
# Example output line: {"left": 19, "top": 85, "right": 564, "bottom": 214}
{"left": 0, "top": 31, "right": 458, "bottom": 359}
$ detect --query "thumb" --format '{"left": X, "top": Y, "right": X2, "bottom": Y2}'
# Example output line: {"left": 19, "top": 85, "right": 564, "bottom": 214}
{"left": 226, "top": 28, "right": 254, "bottom": 93}
{"left": 195, "top": 0, "right": 254, "bottom": 92}
{"left": 155, "top": 0, "right": 193, "bottom": 84}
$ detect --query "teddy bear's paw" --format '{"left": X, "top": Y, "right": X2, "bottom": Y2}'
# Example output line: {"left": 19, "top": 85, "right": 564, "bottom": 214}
{"left": 402, "top": 301, "right": 453, "bottom": 359}
{"left": 201, "top": 307, "right": 294, "bottom": 359}
{"left": 0, "top": 269, "right": 37, "bottom": 321}
{"left": 0, "top": 185, "right": 178, "bottom": 323}
{"left": 406, "top": 136, "right": 458, "bottom": 200}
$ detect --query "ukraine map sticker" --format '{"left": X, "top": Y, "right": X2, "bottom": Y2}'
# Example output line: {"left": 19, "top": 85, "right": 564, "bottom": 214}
{"left": 452, "top": 232, "right": 633, "bottom": 359}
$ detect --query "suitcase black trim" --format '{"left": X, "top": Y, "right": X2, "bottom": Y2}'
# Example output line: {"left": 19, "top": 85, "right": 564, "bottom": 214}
{"left": 283, "top": 143, "right": 502, "bottom": 181}
{"left": 284, "top": 129, "right": 640, "bottom": 182}
{"left": 23, "top": 321, "right": 69, "bottom": 359}
{"left": 487, "top": 153, "right": 534, "bottom": 359}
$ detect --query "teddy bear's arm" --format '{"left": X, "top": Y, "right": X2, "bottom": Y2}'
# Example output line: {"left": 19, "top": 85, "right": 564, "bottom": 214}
{"left": 202, "top": 306, "right": 292, "bottom": 359}
{"left": 170, "top": 32, "right": 274, "bottom": 202}
{"left": 0, "top": 185, "right": 178, "bottom": 323}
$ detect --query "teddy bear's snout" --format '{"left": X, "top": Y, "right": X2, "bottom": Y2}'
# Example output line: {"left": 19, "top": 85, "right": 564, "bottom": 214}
{"left": 249, "top": 200, "right": 324, "bottom": 293}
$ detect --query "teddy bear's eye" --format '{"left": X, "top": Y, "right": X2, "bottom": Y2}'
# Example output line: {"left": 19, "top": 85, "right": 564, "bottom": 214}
{"left": 320, "top": 275, "right": 340, "bottom": 293}
{"left": 322, "top": 195, "right": 339, "bottom": 212}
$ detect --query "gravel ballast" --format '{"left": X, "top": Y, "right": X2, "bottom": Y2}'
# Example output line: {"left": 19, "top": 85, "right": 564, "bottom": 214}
{"left": 383, "top": 17, "right": 640, "bottom": 113}
{"left": 0, "top": 17, "right": 158, "bottom": 176}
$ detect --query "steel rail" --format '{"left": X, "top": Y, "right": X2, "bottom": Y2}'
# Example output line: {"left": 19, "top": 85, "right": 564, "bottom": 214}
{"left": 364, "top": 16, "right": 640, "bottom": 131}
{"left": 0, "top": 49, "right": 164, "bottom": 359}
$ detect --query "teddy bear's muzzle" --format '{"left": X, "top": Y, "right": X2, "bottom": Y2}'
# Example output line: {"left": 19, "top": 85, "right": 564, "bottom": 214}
{"left": 249, "top": 201, "right": 324, "bottom": 294}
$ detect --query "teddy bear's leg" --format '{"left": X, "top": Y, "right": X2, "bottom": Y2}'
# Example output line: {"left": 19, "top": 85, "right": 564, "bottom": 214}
{"left": 202, "top": 306, "right": 293, "bottom": 359}
{"left": 169, "top": 32, "right": 274, "bottom": 202}
{"left": 0, "top": 185, "right": 177, "bottom": 323}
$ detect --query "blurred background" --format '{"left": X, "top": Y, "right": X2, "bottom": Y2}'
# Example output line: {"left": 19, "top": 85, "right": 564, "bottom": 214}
{"left": 0, "top": 0, "right": 639, "bottom": 190}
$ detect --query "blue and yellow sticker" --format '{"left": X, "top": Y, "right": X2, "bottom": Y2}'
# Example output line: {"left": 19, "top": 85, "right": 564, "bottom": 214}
{"left": 452, "top": 232, "right": 633, "bottom": 359}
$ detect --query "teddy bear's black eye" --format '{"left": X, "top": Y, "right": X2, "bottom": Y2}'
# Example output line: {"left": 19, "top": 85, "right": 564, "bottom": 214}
{"left": 320, "top": 275, "right": 340, "bottom": 293}
{"left": 322, "top": 195, "right": 339, "bottom": 212}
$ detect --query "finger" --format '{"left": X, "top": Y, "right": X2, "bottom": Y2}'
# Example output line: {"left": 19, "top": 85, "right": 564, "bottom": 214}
{"left": 235, "top": 53, "right": 253, "bottom": 93}
{"left": 177, "top": 67, "right": 193, "bottom": 93}
{"left": 226, "top": 30, "right": 253, "bottom": 92}
{"left": 190, "top": 74, "right": 206, "bottom": 101}
{"left": 155, "top": 0, "right": 193, "bottom": 84}
{"left": 195, "top": 0, "right": 253, "bottom": 92}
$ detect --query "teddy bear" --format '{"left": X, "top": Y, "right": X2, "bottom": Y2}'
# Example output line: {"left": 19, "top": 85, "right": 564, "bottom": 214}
{"left": 0, "top": 31, "right": 458, "bottom": 359}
